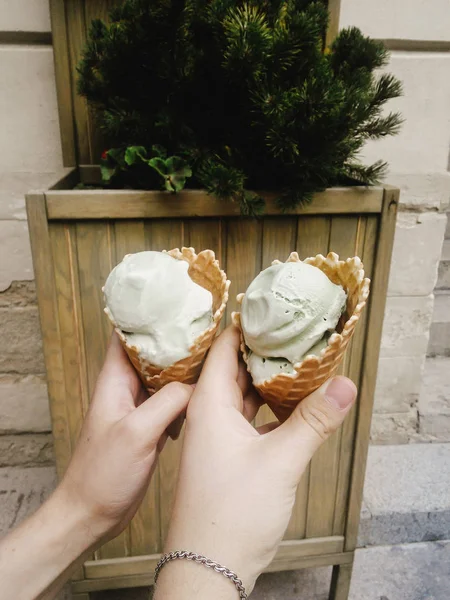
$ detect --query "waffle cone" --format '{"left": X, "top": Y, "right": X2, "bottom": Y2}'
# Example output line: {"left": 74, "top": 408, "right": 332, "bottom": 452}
{"left": 232, "top": 252, "right": 370, "bottom": 423}
{"left": 105, "top": 247, "right": 230, "bottom": 436}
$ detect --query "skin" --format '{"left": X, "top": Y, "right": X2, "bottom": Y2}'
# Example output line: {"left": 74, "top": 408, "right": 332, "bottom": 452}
{"left": 0, "top": 327, "right": 356, "bottom": 599}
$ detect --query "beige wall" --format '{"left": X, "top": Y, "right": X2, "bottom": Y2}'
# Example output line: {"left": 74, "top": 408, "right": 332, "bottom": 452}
{"left": 0, "top": 0, "right": 449, "bottom": 565}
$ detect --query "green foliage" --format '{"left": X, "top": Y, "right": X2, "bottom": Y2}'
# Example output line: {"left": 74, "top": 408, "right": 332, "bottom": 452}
{"left": 78, "top": 0, "right": 403, "bottom": 213}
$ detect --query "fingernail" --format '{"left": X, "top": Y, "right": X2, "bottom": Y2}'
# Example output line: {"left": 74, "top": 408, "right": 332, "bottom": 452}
{"left": 325, "top": 377, "right": 357, "bottom": 410}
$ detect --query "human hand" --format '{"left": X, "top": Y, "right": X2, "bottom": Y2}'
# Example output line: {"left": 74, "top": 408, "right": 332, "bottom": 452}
{"left": 58, "top": 332, "right": 192, "bottom": 544}
{"left": 161, "top": 326, "right": 356, "bottom": 595}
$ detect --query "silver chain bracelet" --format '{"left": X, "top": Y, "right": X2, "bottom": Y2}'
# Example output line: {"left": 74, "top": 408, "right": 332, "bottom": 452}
{"left": 154, "top": 550, "right": 248, "bottom": 599}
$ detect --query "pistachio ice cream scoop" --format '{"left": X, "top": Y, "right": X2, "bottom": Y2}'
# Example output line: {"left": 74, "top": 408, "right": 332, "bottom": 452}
{"left": 104, "top": 250, "right": 213, "bottom": 368}
{"left": 240, "top": 260, "right": 347, "bottom": 385}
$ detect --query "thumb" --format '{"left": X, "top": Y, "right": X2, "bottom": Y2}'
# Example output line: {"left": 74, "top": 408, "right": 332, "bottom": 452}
{"left": 125, "top": 382, "right": 192, "bottom": 447}
{"left": 273, "top": 376, "right": 357, "bottom": 474}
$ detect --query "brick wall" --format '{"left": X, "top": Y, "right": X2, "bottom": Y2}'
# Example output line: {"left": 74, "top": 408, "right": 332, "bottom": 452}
{"left": 0, "top": 0, "right": 62, "bottom": 539}
{"left": 340, "top": 0, "right": 450, "bottom": 443}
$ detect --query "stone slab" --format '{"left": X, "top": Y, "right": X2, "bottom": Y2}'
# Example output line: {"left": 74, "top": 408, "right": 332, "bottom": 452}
{"left": 0, "top": 280, "right": 37, "bottom": 308}
{"left": 0, "top": 171, "right": 58, "bottom": 220}
{"left": 0, "top": 434, "right": 54, "bottom": 467}
{"left": 380, "top": 295, "right": 434, "bottom": 358}
{"left": 0, "top": 466, "right": 57, "bottom": 535}
{"left": 432, "top": 291, "right": 450, "bottom": 323}
{"left": 374, "top": 356, "right": 424, "bottom": 414}
{"left": 370, "top": 410, "right": 418, "bottom": 444}
{"left": 0, "top": 0, "right": 51, "bottom": 32}
{"left": 428, "top": 322, "right": 450, "bottom": 357}
{"left": 388, "top": 212, "right": 447, "bottom": 297}
{"left": 442, "top": 240, "right": 450, "bottom": 260}
{"left": 361, "top": 53, "right": 450, "bottom": 175}
{"left": 389, "top": 172, "right": 450, "bottom": 212}
{"left": 418, "top": 357, "right": 450, "bottom": 441}
{"left": 0, "top": 307, "right": 45, "bottom": 373}
{"left": 446, "top": 211, "right": 450, "bottom": 238}
{"left": 363, "top": 443, "right": 450, "bottom": 514}
{"left": 340, "top": 0, "right": 450, "bottom": 42}
{"left": 0, "top": 374, "right": 50, "bottom": 433}
{"left": 437, "top": 259, "right": 450, "bottom": 289}
{"left": 0, "top": 221, "right": 34, "bottom": 291}
{"left": 0, "top": 47, "right": 62, "bottom": 172}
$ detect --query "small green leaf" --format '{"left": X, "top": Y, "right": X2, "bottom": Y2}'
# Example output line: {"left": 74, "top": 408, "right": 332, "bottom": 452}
{"left": 100, "top": 163, "right": 116, "bottom": 183}
{"left": 125, "top": 145, "right": 147, "bottom": 166}
{"left": 106, "top": 147, "right": 126, "bottom": 167}
{"left": 148, "top": 157, "right": 169, "bottom": 177}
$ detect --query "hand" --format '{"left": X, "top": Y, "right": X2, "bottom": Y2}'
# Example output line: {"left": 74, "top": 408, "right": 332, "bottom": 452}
{"left": 158, "top": 326, "right": 356, "bottom": 597}
{"left": 0, "top": 332, "right": 193, "bottom": 600}
{"left": 58, "top": 331, "right": 192, "bottom": 543}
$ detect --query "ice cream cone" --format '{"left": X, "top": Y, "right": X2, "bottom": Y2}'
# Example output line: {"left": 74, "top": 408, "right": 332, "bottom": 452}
{"left": 232, "top": 252, "right": 370, "bottom": 423}
{"left": 105, "top": 247, "right": 230, "bottom": 438}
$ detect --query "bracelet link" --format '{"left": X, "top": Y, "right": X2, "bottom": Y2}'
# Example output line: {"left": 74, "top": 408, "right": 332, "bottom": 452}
{"left": 154, "top": 550, "right": 248, "bottom": 599}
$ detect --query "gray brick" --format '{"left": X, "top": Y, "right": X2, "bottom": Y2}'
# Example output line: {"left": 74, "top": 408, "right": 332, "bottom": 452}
{"left": 0, "top": 434, "right": 54, "bottom": 467}
{"left": 0, "top": 374, "right": 50, "bottom": 434}
{"left": 0, "top": 307, "right": 45, "bottom": 373}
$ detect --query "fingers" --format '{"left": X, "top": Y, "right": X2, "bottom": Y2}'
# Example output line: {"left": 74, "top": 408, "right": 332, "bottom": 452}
{"left": 271, "top": 376, "right": 357, "bottom": 477}
{"left": 242, "top": 389, "right": 263, "bottom": 422}
{"left": 124, "top": 382, "right": 193, "bottom": 448}
{"left": 95, "top": 331, "right": 142, "bottom": 404}
{"left": 195, "top": 326, "right": 241, "bottom": 405}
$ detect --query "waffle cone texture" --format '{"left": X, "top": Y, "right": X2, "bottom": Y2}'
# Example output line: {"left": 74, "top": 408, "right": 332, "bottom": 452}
{"left": 105, "top": 247, "right": 230, "bottom": 395}
{"left": 232, "top": 252, "right": 370, "bottom": 423}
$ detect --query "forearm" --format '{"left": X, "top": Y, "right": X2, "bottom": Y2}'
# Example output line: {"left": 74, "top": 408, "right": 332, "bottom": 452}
{"left": 0, "top": 486, "right": 100, "bottom": 600}
{"left": 153, "top": 559, "right": 240, "bottom": 600}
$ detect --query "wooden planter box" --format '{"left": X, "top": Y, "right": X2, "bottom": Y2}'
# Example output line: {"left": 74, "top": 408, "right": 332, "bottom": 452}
{"left": 26, "top": 166, "right": 398, "bottom": 600}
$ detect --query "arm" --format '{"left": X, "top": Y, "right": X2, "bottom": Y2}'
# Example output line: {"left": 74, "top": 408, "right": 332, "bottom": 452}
{"left": 0, "top": 333, "right": 192, "bottom": 600}
{"left": 154, "top": 326, "right": 357, "bottom": 599}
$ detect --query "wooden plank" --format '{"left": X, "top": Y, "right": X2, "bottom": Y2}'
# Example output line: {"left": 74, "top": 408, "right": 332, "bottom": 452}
{"left": 49, "top": 224, "right": 89, "bottom": 450}
{"left": 112, "top": 220, "right": 161, "bottom": 556}
{"left": 74, "top": 548, "right": 354, "bottom": 593}
{"left": 186, "top": 219, "right": 224, "bottom": 259}
{"left": 333, "top": 216, "right": 378, "bottom": 535}
{"left": 225, "top": 218, "right": 262, "bottom": 325}
{"left": 83, "top": 0, "right": 117, "bottom": 162}
{"left": 45, "top": 187, "right": 384, "bottom": 220}
{"left": 48, "top": 167, "right": 79, "bottom": 191}
{"left": 305, "top": 216, "right": 358, "bottom": 539}
{"left": 344, "top": 187, "right": 399, "bottom": 551}
{"left": 65, "top": 0, "right": 92, "bottom": 163}
{"left": 326, "top": 0, "right": 342, "bottom": 48}
{"left": 75, "top": 220, "right": 129, "bottom": 559}
{"left": 25, "top": 194, "right": 71, "bottom": 477}
{"left": 48, "top": 0, "right": 77, "bottom": 166}
{"left": 329, "top": 562, "right": 354, "bottom": 600}
{"left": 144, "top": 220, "right": 185, "bottom": 544}
{"left": 83, "top": 536, "right": 345, "bottom": 580}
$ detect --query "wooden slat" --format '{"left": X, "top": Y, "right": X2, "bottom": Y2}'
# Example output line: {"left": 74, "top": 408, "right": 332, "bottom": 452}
{"left": 225, "top": 218, "right": 262, "bottom": 325}
{"left": 65, "top": 0, "right": 92, "bottom": 163}
{"left": 48, "top": 0, "right": 77, "bottom": 166}
{"left": 330, "top": 562, "right": 354, "bottom": 600}
{"left": 26, "top": 194, "right": 72, "bottom": 477}
{"left": 144, "top": 220, "right": 186, "bottom": 544}
{"left": 256, "top": 216, "right": 297, "bottom": 428}
{"left": 50, "top": 224, "right": 89, "bottom": 450}
{"left": 83, "top": 0, "right": 117, "bottom": 161}
{"left": 294, "top": 216, "right": 332, "bottom": 539}
{"left": 112, "top": 220, "right": 162, "bottom": 556}
{"left": 333, "top": 216, "right": 378, "bottom": 535}
{"left": 186, "top": 219, "right": 224, "bottom": 259}
{"left": 82, "top": 536, "right": 345, "bottom": 580}
{"left": 76, "top": 221, "right": 128, "bottom": 559}
{"left": 48, "top": 167, "right": 79, "bottom": 191}
{"left": 74, "top": 549, "right": 354, "bottom": 593}
{"left": 326, "top": 0, "right": 342, "bottom": 48}
{"left": 344, "top": 187, "right": 399, "bottom": 551}
{"left": 306, "top": 216, "right": 359, "bottom": 539}
{"left": 46, "top": 187, "right": 384, "bottom": 220}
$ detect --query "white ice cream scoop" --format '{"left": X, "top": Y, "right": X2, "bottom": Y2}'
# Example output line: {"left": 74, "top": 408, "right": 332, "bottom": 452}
{"left": 240, "top": 260, "right": 346, "bottom": 384}
{"left": 104, "top": 251, "right": 213, "bottom": 368}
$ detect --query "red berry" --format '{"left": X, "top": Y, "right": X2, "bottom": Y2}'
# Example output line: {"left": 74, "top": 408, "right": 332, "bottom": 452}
{"left": 101, "top": 149, "right": 108, "bottom": 160}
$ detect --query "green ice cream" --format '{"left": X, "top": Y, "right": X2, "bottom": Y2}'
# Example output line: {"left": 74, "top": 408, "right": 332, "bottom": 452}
{"left": 241, "top": 261, "right": 346, "bottom": 385}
